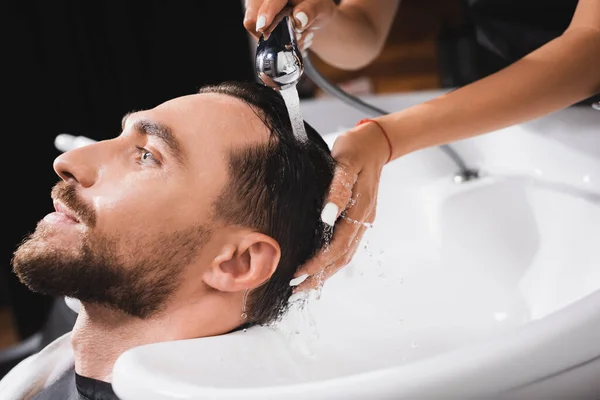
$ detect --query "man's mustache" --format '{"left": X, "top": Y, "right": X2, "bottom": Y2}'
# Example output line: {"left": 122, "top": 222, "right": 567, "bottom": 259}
{"left": 51, "top": 181, "right": 96, "bottom": 227}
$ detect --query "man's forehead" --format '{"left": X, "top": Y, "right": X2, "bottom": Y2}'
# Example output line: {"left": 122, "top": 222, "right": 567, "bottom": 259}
{"left": 162, "top": 92, "right": 243, "bottom": 110}
{"left": 145, "top": 93, "right": 270, "bottom": 145}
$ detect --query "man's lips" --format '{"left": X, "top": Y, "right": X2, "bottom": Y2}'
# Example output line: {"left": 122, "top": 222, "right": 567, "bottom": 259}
{"left": 53, "top": 200, "right": 80, "bottom": 223}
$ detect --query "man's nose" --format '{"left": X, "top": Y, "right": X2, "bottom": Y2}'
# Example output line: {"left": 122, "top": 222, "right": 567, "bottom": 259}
{"left": 53, "top": 141, "right": 101, "bottom": 188}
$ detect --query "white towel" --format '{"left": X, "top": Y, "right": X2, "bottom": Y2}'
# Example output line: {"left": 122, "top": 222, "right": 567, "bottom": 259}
{"left": 0, "top": 332, "right": 74, "bottom": 400}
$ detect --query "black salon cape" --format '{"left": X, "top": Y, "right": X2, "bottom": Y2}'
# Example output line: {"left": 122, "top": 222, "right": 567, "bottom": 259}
{"left": 31, "top": 367, "right": 118, "bottom": 400}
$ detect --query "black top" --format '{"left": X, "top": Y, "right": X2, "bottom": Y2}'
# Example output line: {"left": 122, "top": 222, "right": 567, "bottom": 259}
{"left": 465, "top": 0, "right": 598, "bottom": 104}
{"left": 468, "top": 0, "right": 578, "bottom": 65}
{"left": 75, "top": 372, "right": 119, "bottom": 400}
{"left": 31, "top": 367, "right": 119, "bottom": 400}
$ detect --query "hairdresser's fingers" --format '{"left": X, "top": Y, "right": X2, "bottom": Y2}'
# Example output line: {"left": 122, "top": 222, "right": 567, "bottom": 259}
{"left": 243, "top": 0, "right": 288, "bottom": 38}
{"left": 320, "top": 164, "right": 356, "bottom": 226}
{"left": 297, "top": 216, "right": 361, "bottom": 278}
{"left": 294, "top": 26, "right": 306, "bottom": 50}
{"left": 293, "top": 165, "right": 360, "bottom": 279}
{"left": 293, "top": 216, "right": 372, "bottom": 293}
{"left": 289, "top": 0, "right": 336, "bottom": 32}
{"left": 243, "top": 0, "right": 336, "bottom": 41}
{"left": 291, "top": 0, "right": 336, "bottom": 51}
{"left": 326, "top": 201, "right": 376, "bottom": 275}
{"left": 243, "top": 0, "right": 264, "bottom": 40}
{"left": 295, "top": 171, "right": 376, "bottom": 278}
{"left": 254, "top": 0, "right": 290, "bottom": 36}
{"left": 313, "top": 165, "right": 379, "bottom": 269}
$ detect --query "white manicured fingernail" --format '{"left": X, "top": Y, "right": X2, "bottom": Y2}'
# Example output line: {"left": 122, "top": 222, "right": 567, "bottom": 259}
{"left": 295, "top": 12, "right": 308, "bottom": 29}
{"left": 256, "top": 15, "right": 266, "bottom": 31}
{"left": 321, "top": 202, "right": 338, "bottom": 226}
{"left": 295, "top": 31, "right": 302, "bottom": 41}
{"left": 289, "top": 274, "right": 309, "bottom": 286}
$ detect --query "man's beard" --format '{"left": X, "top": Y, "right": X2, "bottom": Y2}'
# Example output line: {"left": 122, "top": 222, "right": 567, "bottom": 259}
{"left": 12, "top": 181, "right": 210, "bottom": 319}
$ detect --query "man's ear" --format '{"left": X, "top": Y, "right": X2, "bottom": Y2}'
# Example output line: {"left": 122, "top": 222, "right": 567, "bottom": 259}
{"left": 203, "top": 231, "right": 281, "bottom": 292}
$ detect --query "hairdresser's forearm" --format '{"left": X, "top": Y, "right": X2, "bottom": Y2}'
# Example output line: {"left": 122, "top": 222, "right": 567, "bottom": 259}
{"left": 381, "top": 28, "right": 600, "bottom": 159}
{"left": 310, "top": 2, "right": 397, "bottom": 70}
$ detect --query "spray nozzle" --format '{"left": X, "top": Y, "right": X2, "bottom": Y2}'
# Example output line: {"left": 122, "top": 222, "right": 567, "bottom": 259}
{"left": 255, "top": 9, "right": 304, "bottom": 91}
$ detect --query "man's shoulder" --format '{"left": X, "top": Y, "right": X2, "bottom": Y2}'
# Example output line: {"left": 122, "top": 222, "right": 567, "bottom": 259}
{"left": 0, "top": 332, "right": 74, "bottom": 399}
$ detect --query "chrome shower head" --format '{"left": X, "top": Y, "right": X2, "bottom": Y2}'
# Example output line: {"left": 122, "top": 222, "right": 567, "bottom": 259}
{"left": 255, "top": 11, "right": 304, "bottom": 91}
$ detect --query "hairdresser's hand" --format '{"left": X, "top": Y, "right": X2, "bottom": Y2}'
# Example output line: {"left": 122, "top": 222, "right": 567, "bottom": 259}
{"left": 243, "top": 0, "right": 336, "bottom": 52}
{"left": 292, "top": 121, "right": 391, "bottom": 293}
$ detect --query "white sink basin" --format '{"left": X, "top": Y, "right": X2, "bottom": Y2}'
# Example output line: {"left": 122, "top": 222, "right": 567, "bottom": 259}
{"left": 113, "top": 92, "right": 600, "bottom": 399}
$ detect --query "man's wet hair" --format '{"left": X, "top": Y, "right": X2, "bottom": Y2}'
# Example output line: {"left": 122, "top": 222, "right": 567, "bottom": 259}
{"left": 199, "top": 81, "right": 336, "bottom": 327}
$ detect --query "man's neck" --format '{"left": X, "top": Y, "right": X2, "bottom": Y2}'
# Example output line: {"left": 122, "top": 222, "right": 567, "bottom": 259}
{"left": 70, "top": 293, "right": 240, "bottom": 382}
{"left": 70, "top": 304, "right": 182, "bottom": 382}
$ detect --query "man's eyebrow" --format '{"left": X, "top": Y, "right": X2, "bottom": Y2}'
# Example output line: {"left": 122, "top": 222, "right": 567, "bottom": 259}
{"left": 121, "top": 112, "right": 184, "bottom": 164}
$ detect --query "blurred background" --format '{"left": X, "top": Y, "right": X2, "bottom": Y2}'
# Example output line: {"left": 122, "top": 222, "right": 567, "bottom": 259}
{"left": 300, "top": 0, "right": 468, "bottom": 96}
{"left": 1, "top": 0, "right": 594, "bottom": 378}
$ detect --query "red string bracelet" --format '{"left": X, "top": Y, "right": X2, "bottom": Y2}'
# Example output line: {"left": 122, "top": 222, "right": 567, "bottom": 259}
{"left": 356, "top": 118, "right": 393, "bottom": 164}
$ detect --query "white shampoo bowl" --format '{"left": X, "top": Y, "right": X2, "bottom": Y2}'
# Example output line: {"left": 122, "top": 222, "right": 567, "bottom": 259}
{"left": 112, "top": 92, "right": 600, "bottom": 400}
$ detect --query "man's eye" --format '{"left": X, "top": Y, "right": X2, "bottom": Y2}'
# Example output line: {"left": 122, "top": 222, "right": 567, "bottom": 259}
{"left": 136, "top": 146, "right": 158, "bottom": 164}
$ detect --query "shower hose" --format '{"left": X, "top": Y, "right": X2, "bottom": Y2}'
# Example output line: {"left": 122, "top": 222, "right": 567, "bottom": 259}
{"left": 302, "top": 54, "right": 474, "bottom": 179}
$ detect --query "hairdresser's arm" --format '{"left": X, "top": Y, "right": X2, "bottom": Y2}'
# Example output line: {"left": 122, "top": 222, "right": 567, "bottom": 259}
{"left": 292, "top": 0, "right": 600, "bottom": 292}
{"left": 377, "top": 0, "right": 600, "bottom": 159}
{"left": 244, "top": 0, "right": 400, "bottom": 70}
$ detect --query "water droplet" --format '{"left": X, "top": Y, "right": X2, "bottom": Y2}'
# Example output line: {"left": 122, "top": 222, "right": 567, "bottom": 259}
{"left": 243, "top": 329, "right": 247, "bottom": 332}
{"left": 411, "top": 342, "right": 419, "bottom": 348}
